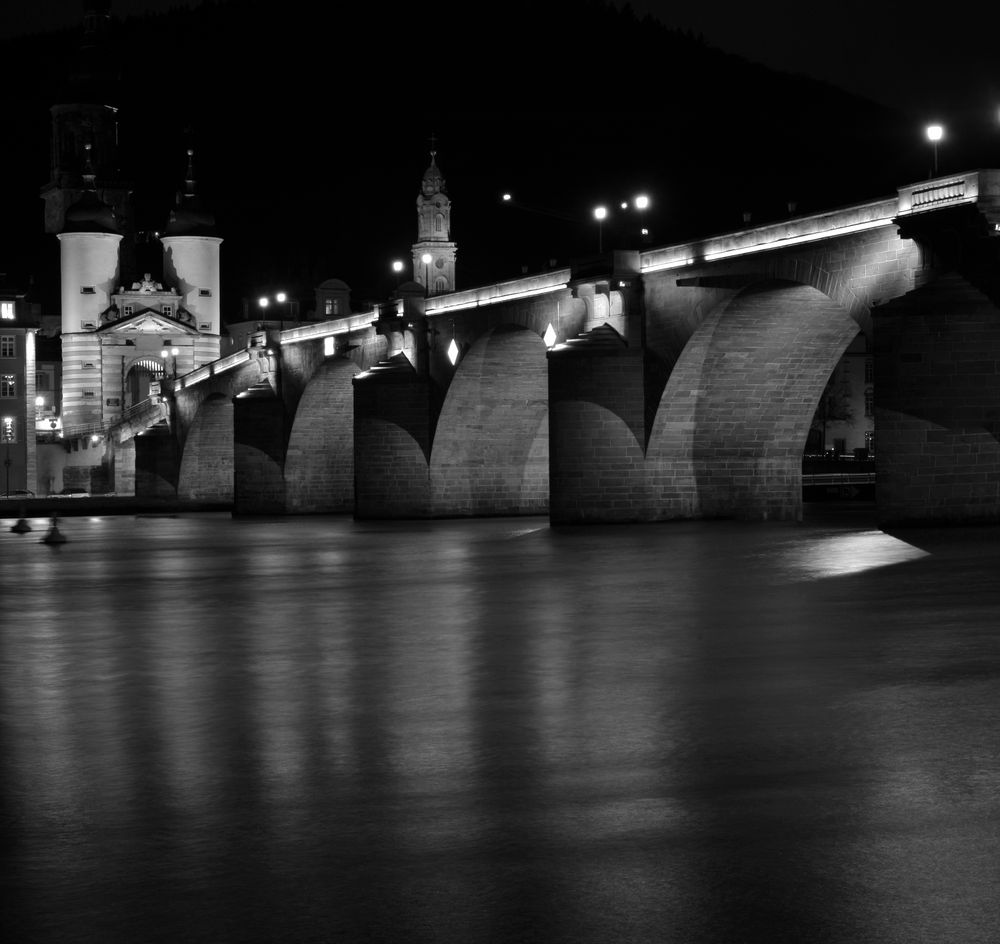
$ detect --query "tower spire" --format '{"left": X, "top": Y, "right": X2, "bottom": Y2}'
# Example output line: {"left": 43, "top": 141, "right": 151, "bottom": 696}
{"left": 411, "top": 141, "right": 457, "bottom": 296}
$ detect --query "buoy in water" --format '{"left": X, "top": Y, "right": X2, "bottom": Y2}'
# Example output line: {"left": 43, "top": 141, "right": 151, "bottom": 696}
{"left": 10, "top": 518, "right": 32, "bottom": 534}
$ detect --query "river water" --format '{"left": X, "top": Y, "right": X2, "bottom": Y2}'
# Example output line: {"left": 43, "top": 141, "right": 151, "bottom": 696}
{"left": 2, "top": 507, "right": 999, "bottom": 943}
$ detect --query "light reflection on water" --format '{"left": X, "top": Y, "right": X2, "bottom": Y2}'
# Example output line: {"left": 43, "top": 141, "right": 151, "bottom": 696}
{"left": 2, "top": 510, "right": 1000, "bottom": 943}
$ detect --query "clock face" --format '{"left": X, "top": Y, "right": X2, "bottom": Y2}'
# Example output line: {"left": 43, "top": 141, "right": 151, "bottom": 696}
{"left": 435, "top": 258, "right": 445, "bottom": 269}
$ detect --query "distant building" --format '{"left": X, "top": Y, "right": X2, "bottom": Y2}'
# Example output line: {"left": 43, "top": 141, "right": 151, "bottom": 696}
{"left": 808, "top": 333, "right": 875, "bottom": 457}
{"left": 0, "top": 284, "right": 38, "bottom": 494}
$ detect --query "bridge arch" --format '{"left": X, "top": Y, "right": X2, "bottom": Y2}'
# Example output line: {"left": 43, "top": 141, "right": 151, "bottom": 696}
{"left": 646, "top": 280, "right": 860, "bottom": 520}
{"left": 430, "top": 324, "right": 548, "bottom": 516}
{"left": 177, "top": 392, "right": 234, "bottom": 501}
{"left": 285, "top": 357, "right": 360, "bottom": 513}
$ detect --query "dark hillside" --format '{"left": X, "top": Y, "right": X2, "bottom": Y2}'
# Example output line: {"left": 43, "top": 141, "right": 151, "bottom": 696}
{"left": 0, "top": 0, "right": 970, "bottom": 315}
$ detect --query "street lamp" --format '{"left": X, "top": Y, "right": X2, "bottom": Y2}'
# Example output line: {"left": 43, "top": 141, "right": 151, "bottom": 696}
{"left": 421, "top": 253, "right": 432, "bottom": 296}
{"left": 926, "top": 124, "right": 943, "bottom": 176}
{"left": 593, "top": 205, "right": 607, "bottom": 252}
{"left": 160, "top": 345, "right": 179, "bottom": 378}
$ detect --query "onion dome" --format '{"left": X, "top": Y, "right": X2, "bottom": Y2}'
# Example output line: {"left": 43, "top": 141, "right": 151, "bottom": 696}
{"left": 163, "top": 149, "right": 218, "bottom": 237}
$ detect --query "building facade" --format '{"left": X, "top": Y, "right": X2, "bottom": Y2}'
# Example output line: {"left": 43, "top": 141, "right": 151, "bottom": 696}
{"left": 0, "top": 286, "right": 38, "bottom": 494}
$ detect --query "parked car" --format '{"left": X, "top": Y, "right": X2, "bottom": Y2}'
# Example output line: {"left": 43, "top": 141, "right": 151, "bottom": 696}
{"left": 57, "top": 487, "right": 89, "bottom": 497}
{"left": 6, "top": 488, "right": 35, "bottom": 497}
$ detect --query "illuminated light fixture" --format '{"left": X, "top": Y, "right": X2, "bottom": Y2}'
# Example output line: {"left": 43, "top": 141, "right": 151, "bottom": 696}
{"left": 35, "top": 396, "right": 45, "bottom": 406}
{"left": 634, "top": 194, "right": 650, "bottom": 210}
{"left": 258, "top": 296, "right": 269, "bottom": 308}
{"left": 391, "top": 260, "right": 404, "bottom": 273}
{"left": 171, "top": 347, "right": 179, "bottom": 356}
{"left": 620, "top": 201, "right": 628, "bottom": 210}
{"left": 593, "top": 206, "right": 607, "bottom": 252}
{"left": 543, "top": 323, "right": 557, "bottom": 348}
{"left": 641, "top": 218, "right": 891, "bottom": 274}
{"left": 426, "top": 282, "right": 568, "bottom": 315}
{"left": 447, "top": 338, "right": 459, "bottom": 365}
{"left": 502, "top": 193, "right": 512, "bottom": 202}
{"left": 91, "top": 434, "right": 100, "bottom": 443}
{"left": 926, "top": 124, "right": 944, "bottom": 175}
{"left": 641, "top": 227, "right": 649, "bottom": 236}
{"left": 276, "top": 292, "right": 286, "bottom": 304}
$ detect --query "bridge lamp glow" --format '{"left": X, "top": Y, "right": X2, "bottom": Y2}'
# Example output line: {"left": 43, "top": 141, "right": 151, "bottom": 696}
{"left": 276, "top": 292, "right": 287, "bottom": 304}
{"left": 258, "top": 296, "right": 269, "bottom": 309}
{"left": 593, "top": 205, "right": 607, "bottom": 252}
{"left": 543, "top": 323, "right": 557, "bottom": 348}
{"left": 634, "top": 194, "right": 650, "bottom": 210}
{"left": 926, "top": 124, "right": 944, "bottom": 175}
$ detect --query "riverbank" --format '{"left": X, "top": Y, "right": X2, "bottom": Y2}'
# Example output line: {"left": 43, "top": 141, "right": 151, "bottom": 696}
{"left": 0, "top": 495, "right": 233, "bottom": 518}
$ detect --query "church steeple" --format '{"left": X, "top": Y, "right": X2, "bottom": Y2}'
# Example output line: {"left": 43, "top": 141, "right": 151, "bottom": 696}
{"left": 411, "top": 140, "right": 457, "bottom": 296}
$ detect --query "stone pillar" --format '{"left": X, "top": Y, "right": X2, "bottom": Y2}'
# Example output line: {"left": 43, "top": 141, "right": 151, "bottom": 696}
{"left": 353, "top": 364, "right": 431, "bottom": 519}
{"left": 135, "top": 426, "right": 180, "bottom": 498}
{"left": 233, "top": 382, "right": 287, "bottom": 515}
{"left": 874, "top": 272, "right": 1000, "bottom": 525}
{"left": 548, "top": 327, "right": 650, "bottom": 524}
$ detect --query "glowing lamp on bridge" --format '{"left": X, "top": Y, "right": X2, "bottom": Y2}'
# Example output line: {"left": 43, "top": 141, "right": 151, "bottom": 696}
{"left": 447, "top": 338, "right": 459, "bottom": 365}
{"left": 593, "top": 206, "right": 607, "bottom": 252}
{"left": 543, "top": 323, "right": 557, "bottom": 348}
{"left": 926, "top": 124, "right": 944, "bottom": 176}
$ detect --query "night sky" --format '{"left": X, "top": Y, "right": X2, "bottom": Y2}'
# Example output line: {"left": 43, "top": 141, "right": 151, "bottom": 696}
{"left": 3, "top": 0, "right": 1000, "bottom": 318}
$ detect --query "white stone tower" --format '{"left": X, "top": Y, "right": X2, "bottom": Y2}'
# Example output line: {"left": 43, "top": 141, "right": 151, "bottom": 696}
{"left": 411, "top": 148, "right": 457, "bottom": 296}
{"left": 57, "top": 150, "right": 123, "bottom": 433}
{"left": 160, "top": 149, "right": 223, "bottom": 368}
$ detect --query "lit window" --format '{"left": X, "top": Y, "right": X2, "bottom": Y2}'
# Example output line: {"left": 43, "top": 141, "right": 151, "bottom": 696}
{"left": 324, "top": 299, "right": 332, "bottom": 316}
{"left": 0, "top": 336, "right": 14, "bottom": 357}
{"left": 324, "top": 336, "right": 335, "bottom": 356}
{"left": 0, "top": 302, "right": 13, "bottom": 320}
{"left": 1, "top": 416, "right": 15, "bottom": 443}
{"left": 1, "top": 374, "right": 14, "bottom": 397}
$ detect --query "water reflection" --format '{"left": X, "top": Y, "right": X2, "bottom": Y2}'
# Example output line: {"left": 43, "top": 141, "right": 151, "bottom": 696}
{"left": 2, "top": 512, "right": 1000, "bottom": 942}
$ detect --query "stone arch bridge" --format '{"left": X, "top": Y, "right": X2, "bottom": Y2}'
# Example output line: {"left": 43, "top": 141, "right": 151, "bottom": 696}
{"left": 115, "top": 169, "right": 1000, "bottom": 526}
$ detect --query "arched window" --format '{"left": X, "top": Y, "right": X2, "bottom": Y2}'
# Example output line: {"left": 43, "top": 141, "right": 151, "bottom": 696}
{"left": 434, "top": 276, "right": 449, "bottom": 294}
{"left": 435, "top": 213, "right": 445, "bottom": 234}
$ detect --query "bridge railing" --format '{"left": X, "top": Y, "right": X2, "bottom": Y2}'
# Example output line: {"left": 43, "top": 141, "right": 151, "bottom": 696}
{"left": 174, "top": 348, "right": 252, "bottom": 390}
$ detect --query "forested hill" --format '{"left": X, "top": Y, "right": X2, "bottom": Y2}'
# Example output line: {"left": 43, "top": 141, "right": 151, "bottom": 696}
{"left": 0, "top": 0, "right": 958, "bottom": 314}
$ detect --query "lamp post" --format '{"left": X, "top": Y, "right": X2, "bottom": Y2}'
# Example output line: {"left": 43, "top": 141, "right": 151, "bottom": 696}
{"left": 421, "top": 253, "right": 432, "bottom": 297}
{"left": 926, "top": 124, "right": 943, "bottom": 177}
{"left": 593, "top": 205, "right": 607, "bottom": 253}
{"left": 160, "top": 345, "right": 178, "bottom": 378}
{"left": 634, "top": 194, "right": 650, "bottom": 244}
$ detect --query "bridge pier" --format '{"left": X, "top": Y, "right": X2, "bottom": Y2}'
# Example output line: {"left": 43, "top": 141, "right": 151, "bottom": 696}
{"left": 874, "top": 272, "right": 1000, "bottom": 525}
{"left": 233, "top": 382, "right": 289, "bottom": 514}
{"left": 353, "top": 358, "right": 433, "bottom": 519}
{"left": 548, "top": 327, "right": 655, "bottom": 523}
{"left": 135, "top": 425, "right": 180, "bottom": 498}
